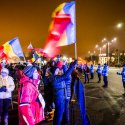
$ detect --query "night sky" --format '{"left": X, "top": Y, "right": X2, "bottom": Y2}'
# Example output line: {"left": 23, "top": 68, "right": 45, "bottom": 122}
{"left": 0, "top": 0, "right": 125, "bottom": 58}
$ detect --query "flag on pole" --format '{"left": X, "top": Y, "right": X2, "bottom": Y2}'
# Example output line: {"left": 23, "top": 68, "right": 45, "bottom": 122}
{"left": 27, "top": 42, "right": 33, "bottom": 50}
{"left": 43, "top": 1, "right": 76, "bottom": 58}
{"left": 3, "top": 37, "right": 24, "bottom": 58}
{"left": 53, "top": 1, "right": 76, "bottom": 46}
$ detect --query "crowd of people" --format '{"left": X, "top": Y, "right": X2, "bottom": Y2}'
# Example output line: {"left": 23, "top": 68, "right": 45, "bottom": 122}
{"left": 0, "top": 57, "right": 78, "bottom": 125}
{"left": 0, "top": 57, "right": 125, "bottom": 125}
{"left": 82, "top": 63, "right": 109, "bottom": 88}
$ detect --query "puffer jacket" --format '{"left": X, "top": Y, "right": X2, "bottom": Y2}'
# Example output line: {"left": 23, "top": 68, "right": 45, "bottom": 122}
{"left": 18, "top": 75, "right": 44, "bottom": 125}
{"left": 102, "top": 66, "right": 108, "bottom": 76}
{"left": 117, "top": 69, "right": 125, "bottom": 82}
{"left": 50, "top": 60, "right": 77, "bottom": 100}
{"left": 0, "top": 75, "right": 15, "bottom": 99}
{"left": 90, "top": 65, "right": 94, "bottom": 73}
{"left": 96, "top": 65, "right": 102, "bottom": 74}
{"left": 63, "top": 64, "right": 72, "bottom": 99}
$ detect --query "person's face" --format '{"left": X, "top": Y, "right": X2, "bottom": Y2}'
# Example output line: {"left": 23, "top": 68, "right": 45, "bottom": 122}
{"left": 33, "top": 69, "right": 39, "bottom": 80}
{"left": 58, "top": 69, "right": 63, "bottom": 75}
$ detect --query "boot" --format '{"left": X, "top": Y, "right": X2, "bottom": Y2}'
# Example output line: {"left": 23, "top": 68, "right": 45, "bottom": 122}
{"left": 4, "top": 115, "right": 8, "bottom": 125}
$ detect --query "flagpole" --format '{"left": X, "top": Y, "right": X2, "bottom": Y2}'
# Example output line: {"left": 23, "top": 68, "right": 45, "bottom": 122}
{"left": 75, "top": 42, "right": 77, "bottom": 59}
{"left": 74, "top": 0, "right": 77, "bottom": 59}
{"left": 23, "top": 56, "right": 26, "bottom": 62}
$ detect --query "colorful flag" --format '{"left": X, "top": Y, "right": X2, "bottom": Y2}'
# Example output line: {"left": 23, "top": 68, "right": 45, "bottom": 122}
{"left": 27, "top": 42, "right": 33, "bottom": 50}
{"left": 43, "top": 1, "right": 76, "bottom": 58}
{"left": 53, "top": 1, "right": 76, "bottom": 46}
{"left": 3, "top": 37, "right": 24, "bottom": 58}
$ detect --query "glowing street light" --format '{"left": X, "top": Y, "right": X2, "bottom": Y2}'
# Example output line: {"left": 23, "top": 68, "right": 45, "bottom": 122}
{"left": 102, "top": 38, "right": 107, "bottom": 43}
{"left": 95, "top": 44, "right": 99, "bottom": 48}
{"left": 103, "top": 44, "right": 106, "bottom": 48}
{"left": 116, "top": 23, "right": 123, "bottom": 29}
{"left": 111, "top": 37, "right": 117, "bottom": 43}
{"left": 102, "top": 37, "right": 117, "bottom": 65}
{"left": 88, "top": 51, "right": 90, "bottom": 54}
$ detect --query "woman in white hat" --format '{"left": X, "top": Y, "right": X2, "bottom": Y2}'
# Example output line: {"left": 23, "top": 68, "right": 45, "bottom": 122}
{"left": 0, "top": 68, "right": 15, "bottom": 125}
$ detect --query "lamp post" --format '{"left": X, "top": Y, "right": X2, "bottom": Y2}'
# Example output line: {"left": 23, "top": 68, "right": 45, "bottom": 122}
{"left": 95, "top": 45, "right": 102, "bottom": 64}
{"left": 102, "top": 37, "right": 117, "bottom": 65}
{"left": 88, "top": 51, "right": 92, "bottom": 61}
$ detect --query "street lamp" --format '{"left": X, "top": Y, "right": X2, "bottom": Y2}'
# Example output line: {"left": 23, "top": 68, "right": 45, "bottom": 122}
{"left": 102, "top": 37, "right": 117, "bottom": 65}
{"left": 88, "top": 51, "right": 95, "bottom": 62}
{"left": 116, "top": 22, "right": 123, "bottom": 29}
{"left": 88, "top": 51, "right": 92, "bottom": 61}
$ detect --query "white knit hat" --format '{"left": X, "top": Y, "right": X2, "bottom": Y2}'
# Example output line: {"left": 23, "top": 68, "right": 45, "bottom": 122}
{"left": 1, "top": 68, "right": 9, "bottom": 74}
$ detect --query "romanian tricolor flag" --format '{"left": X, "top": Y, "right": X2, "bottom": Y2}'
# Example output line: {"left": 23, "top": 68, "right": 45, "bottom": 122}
{"left": 43, "top": 1, "right": 76, "bottom": 58}
{"left": 2, "top": 37, "right": 24, "bottom": 59}
{"left": 53, "top": 1, "right": 76, "bottom": 46}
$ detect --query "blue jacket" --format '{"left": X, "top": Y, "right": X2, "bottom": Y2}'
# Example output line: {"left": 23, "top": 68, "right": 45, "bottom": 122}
{"left": 50, "top": 61, "right": 77, "bottom": 100}
{"left": 63, "top": 64, "right": 72, "bottom": 99}
{"left": 90, "top": 65, "right": 94, "bottom": 73}
{"left": 117, "top": 68, "right": 125, "bottom": 82}
{"left": 102, "top": 65, "right": 108, "bottom": 76}
{"left": 96, "top": 65, "right": 102, "bottom": 74}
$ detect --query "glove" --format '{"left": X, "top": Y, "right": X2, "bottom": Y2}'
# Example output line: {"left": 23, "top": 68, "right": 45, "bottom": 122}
{"left": 0, "top": 86, "right": 7, "bottom": 92}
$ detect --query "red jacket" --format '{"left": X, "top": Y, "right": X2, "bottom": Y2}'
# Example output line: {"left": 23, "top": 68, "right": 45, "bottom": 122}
{"left": 18, "top": 75, "right": 44, "bottom": 125}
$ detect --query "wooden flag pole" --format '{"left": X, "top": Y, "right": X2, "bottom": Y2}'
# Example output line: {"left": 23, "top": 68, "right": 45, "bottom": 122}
{"left": 75, "top": 42, "right": 77, "bottom": 59}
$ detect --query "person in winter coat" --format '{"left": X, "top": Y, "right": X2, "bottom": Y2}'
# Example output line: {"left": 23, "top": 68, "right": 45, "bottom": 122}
{"left": 0, "top": 68, "right": 15, "bottom": 125}
{"left": 96, "top": 64, "right": 102, "bottom": 83}
{"left": 90, "top": 64, "right": 94, "bottom": 79}
{"left": 83, "top": 64, "right": 90, "bottom": 83}
{"left": 117, "top": 66, "right": 125, "bottom": 96}
{"left": 71, "top": 65, "right": 78, "bottom": 100}
{"left": 50, "top": 60, "right": 77, "bottom": 125}
{"left": 102, "top": 64, "right": 109, "bottom": 88}
{"left": 61, "top": 62, "right": 72, "bottom": 125}
{"left": 18, "top": 65, "right": 45, "bottom": 125}
{"left": 43, "top": 67, "right": 53, "bottom": 117}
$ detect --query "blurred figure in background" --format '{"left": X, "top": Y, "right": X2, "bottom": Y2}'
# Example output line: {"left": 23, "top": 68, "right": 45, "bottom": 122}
{"left": 0, "top": 68, "right": 15, "bottom": 125}
{"left": 90, "top": 64, "right": 94, "bottom": 79}
{"left": 117, "top": 65, "right": 125, "bottom": 96}
{"left": 102, "top": 63, "right": 109, "bottom": 88}
{"left": 83, "top": 64, "right": 90, "bottom": 83}
{"left": 96, "top": 64, "right": 102, "bottom": 83}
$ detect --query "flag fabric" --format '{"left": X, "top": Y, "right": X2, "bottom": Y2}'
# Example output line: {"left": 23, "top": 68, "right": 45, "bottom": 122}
{"left": 27, "top": 42, "right": 33, "bottom": 50}
{"left": 0, "top": 46, "right": 7, "bottom": 59}
{"left": 3, "top": 37, "right": 24, "bottom": 58}
{"left": 43, "top": 1, "right": 76, "bottom": 58}
{"left": 33, "top": 51, "right": 40, "bottom": 61}
{"left": 53, "top": 1, "right": 76, "bottom": 46}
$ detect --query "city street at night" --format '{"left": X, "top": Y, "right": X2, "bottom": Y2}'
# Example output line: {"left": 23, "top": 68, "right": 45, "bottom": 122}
{"left": 84, "top": 67, "right": 125, "bottom": 125}
{"left": 1, "top": 0, "right": 125, "bottom": 125}
{"left": 6, "top": 67, "right": 125, "bottom": 125}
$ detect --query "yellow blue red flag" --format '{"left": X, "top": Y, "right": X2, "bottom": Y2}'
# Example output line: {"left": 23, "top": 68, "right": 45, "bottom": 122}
{"left": 43, "top": 1, "right": 76, "bottom": 58}
{"left": 3, "top": 37, "right": 24, "bottom": 59}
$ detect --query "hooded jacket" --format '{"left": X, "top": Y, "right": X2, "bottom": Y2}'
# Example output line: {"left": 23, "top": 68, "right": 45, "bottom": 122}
{"left": 0, "top": 75, "right": 15, "bottom": 99}
{"left": 50, "top": 60, "right": 77, "bottom": 100}
{"left": 18, "top": 75, "right": 44, "bottom": 125}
